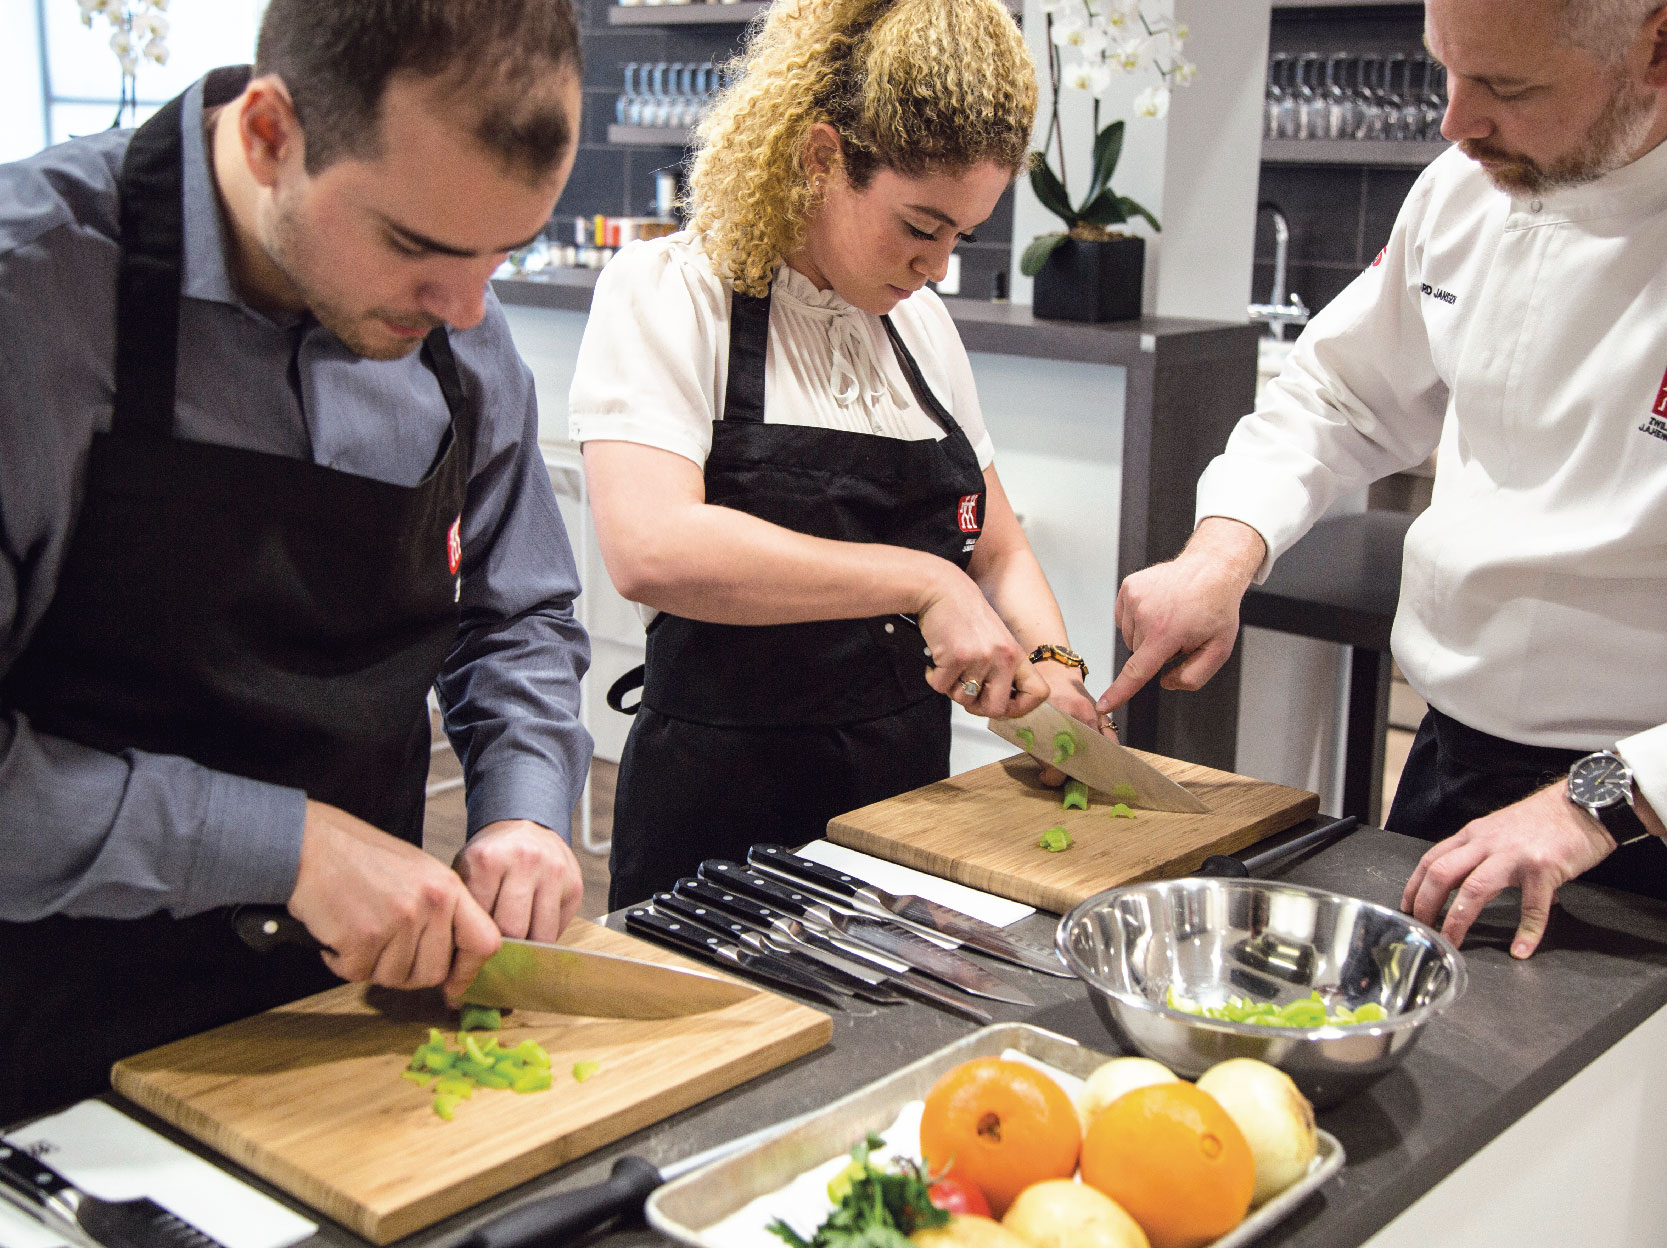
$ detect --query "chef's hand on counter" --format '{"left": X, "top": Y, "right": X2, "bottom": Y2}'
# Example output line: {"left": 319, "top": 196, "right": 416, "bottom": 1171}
{"left": 454, "top": 819, "right": 584, "bottom": 945}
{"left": 1402, "top": 783, "right": 1665, "bottom": 958}
{"left": 288, "top": 799, "right": 502, "bottom": 1002}
{"left": 1095, "top": 518, "right": 1268, "bottom": 719}
{"left": 1036, "top": 664, "right": 1115, "bottom": 787}
{"left": 916, "top": 566, "right": 1050, "bottom": 720}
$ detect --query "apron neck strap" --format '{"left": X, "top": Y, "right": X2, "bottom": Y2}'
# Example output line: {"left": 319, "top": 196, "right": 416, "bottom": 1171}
{"left": 721, "top": 288, "right": 771, "bottom": 425}
{"left": 880, "top": 314, "right": 962, "bottom": 437}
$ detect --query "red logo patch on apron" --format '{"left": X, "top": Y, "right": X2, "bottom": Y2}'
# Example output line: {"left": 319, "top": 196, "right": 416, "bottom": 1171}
{"left": 1371, "top": 246, "right": 1386, "bottom": 268}
{"left": 957, "top": 495, "right": 981, "bottom": 533}
{"left": 1653, "top": 363, "right": 1667, "bottom": 418}
{"left": 446, "top": 516, "right": 463, "bottom": 575}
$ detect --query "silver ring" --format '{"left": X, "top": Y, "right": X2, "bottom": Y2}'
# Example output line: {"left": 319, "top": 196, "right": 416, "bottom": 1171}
{"left": 960, "top": 678, "right": 983, "bottom": 698}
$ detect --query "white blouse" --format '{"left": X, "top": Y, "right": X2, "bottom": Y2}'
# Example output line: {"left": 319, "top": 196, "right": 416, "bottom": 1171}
{"left": 567, "top": 231, "right": 996, "bottom": 470}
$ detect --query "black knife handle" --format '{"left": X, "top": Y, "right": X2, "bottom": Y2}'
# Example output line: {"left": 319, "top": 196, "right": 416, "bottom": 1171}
{"left": 0, "top": 1143, "right": 71, "bottom": 1207}
{"left": 653, "top": 892, "right": 761, "bottom": 944}
{"left": 623, "top": 907, "right": 737, "bottom": 963}
{"left": 229, "top": 905, "right": 327, "bottom": 953}
{"left": 1198, "top": 855, "right": 1251, "bottom": 878}
{"left": 675, "top": 876, "right": 783, "bottom": 932}
{"left": 701, "top": 860, "right": 824, "bottom": 920}
{"left": 460, "top": 1155, "right": 663, "bottom": 1247}
{"left": 748, "top": 845, "right": 866, "bottom": 901}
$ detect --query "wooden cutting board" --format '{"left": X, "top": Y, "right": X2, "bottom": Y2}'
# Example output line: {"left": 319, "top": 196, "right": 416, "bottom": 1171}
{"left": 828, "top": 750, "right": 1319, "bottom": 915}
{"left": 111, "top": 918, "right": 831, "bottom": 1244}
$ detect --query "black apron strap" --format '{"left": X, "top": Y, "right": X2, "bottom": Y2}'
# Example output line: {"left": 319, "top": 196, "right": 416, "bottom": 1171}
{"left": 607, "top": 664, "right": 645, "bottom": 715}
{"left": 880, "top": 314, "right": 963, "bottom": 438}
{"left": 419, "top": 327, "right": 473, "bottom": 475}
{"left": 720, "top": 289, "right": 771, "bottom": 425}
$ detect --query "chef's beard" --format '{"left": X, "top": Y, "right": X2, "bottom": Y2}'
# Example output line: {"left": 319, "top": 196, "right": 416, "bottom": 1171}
{"left": 263, "top": 197, "right": 443, "bottom": 362}
{"left": 1462, "top": 75, "right": 1658, "bottom": 195}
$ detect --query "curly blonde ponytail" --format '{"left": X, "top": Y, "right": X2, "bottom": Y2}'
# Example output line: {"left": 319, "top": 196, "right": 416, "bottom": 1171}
{"left": 688, "top": 0, "right": 1036, "bottom": 296}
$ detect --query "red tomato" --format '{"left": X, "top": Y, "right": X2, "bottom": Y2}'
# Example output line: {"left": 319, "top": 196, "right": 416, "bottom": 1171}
{"left": 928, "top": 1172, "right": 992, "bottom": 1218}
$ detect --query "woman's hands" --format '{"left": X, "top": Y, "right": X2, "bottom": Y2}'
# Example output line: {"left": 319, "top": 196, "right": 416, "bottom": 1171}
{"left": 916, "top": 564, "right": 1049, "bottom": 719}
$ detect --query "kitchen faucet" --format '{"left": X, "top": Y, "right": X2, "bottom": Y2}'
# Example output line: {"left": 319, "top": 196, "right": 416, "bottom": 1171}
{"left": 1248, "top": 201, "right": 1311, "bottom": 341}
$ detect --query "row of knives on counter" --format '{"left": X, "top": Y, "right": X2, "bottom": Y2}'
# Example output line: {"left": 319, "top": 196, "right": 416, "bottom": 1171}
{"left": 624, "top": 845, "right": 1072, "bottom": 1024}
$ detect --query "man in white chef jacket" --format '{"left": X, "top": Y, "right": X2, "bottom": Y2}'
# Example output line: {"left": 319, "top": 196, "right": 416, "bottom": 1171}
{"left": 1099, "top": 0, "right": 1667, "bottom": 958}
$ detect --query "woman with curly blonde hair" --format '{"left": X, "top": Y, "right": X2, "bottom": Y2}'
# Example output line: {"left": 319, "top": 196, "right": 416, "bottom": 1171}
{"left": 571, "top": 0, "right": 1111, "bottom": 909}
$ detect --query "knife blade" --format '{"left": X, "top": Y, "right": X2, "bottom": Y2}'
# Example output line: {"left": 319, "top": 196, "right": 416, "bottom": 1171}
{"left": 697, "top": 862, "right": 993, "bottom": 1024}
{"left": 728, "top": 856, "right": 1035, "bottom": 1006}
{"left": 988, "top": 700, "right": 1209, "bottom": 813}
{"left": 745, "top": 845, "right": 1073, "bottom": 978}
{"left": 621, "top": 906, "right": 850, "bottom": 1011}
{"left": 672, "top": 879, "right": 907, "bottom": 1004}
{"left": 230, "top": 905, "right": 754, "bottom": 1019}
{"left": 0, "top": 1142, "right": 220, "bottom": 1248}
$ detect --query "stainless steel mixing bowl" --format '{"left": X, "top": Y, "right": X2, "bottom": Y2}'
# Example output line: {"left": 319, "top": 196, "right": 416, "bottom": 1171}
{"left": 1057, "top": 878, "right": 1466, "bottom": 1107}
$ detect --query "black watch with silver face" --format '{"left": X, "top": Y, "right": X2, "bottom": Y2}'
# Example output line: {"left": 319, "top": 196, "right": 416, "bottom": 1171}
{"left": 1566, "top": 750, "right": 1653, "bottom": 846}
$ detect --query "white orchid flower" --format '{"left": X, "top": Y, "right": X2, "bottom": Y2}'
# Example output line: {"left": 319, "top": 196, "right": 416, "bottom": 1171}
{"left": 1052, "top": 16, "right": 1091, "bottom": 49}
{"left": 139, "top": 11, "right": 169, "bottom": 38}
{"left": 109, "top": 28, "right": 134, "bottom": 56}
{"left": 1112, "top": 36, "right": 1148, "bottom": 72}
{"left": 1133, "top": 84, "right": 1171, "bottom": 118}
{"left": 144, "top": 38, "right": 170, "bottom": 65}
{"left": 1172, "top": 57, "right": 1198, "bottom": 85}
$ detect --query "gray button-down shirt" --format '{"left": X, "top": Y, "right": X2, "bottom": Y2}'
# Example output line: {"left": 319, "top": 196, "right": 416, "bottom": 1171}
{"left": 0, "top": 75, "right": 592, "bottom": 922}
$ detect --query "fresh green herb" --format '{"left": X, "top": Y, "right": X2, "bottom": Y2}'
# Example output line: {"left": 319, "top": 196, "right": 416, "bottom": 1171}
{"left": 1109, "top": 782, "right": 1138, "bottom": 804}
{"left": 1106, "top": 803, "right": 1136, "bottom": 819}
{"left": 768, "top": 1133, "right": 948, "bottom": 1248}
{"left": 572, "top": 1060, "right": 602, "bottom": 1082}
{"left": 459, "top": 1004, "right": 503, "bottom": 1033}
{"left": 1038, "top": 824, "right": 1073, "bottom": 852}
{"left": 1052, "top": 730, "right": 1078, "bottom": 764}
{"left": 1165, "top": 986, "right": 1389, "bottom": 1027}
{"left": 1061, "top": 779, "right": 1090, "bottom": 811}
{"left": 1016, "top": 727, "right": 1036, "bottom": 751}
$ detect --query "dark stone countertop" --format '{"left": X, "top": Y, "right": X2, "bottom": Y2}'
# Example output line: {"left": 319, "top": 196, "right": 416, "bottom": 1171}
{"left": 396, "top": 822, "right": 1667, "bottom": 1247}
{"left": 491, "top": 273, "right": 1251, "bottom": 369}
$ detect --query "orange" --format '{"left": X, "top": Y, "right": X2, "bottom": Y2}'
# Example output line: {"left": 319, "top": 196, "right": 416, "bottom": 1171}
{"left": 1079, "top": 1082, "right": 1254, "bottom": 1247}
{"left": 919, "top": 1058, "right": 1081, "bottom": 1217}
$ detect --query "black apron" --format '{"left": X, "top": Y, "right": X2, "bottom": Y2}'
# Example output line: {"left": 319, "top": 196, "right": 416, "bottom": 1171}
{"left": 606, "top": 290, "right": 987, "bottom": 909}
{"left": 0, "top": 68, "right": 476, "bottom": 1125}
{"left": 1387, "top": 705, "right": 1667, "bottom": 900}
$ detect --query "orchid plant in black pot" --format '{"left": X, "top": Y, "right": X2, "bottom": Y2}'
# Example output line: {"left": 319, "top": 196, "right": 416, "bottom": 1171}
{"left": 1021, "top": 0, "right": 1194, "bottom": 322}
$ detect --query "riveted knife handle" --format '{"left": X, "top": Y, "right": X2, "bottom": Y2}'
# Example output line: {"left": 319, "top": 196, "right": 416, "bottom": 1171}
{"left": 653, "top": 891, "right": 759, "bottom": 944}
{"left": 623, "top": 906, "right": 733, "bottom": 962}
{"left": 748, "top": 845, "right": 866, "bottom": 900}
{"left": 700, "top": 860, "right": 822, "bottom": 919}
{"left": 675, "top": 876, "right": 781, "bottom": 932}
{"left": 230, "top": 905, "right": 326, "bottom": 953}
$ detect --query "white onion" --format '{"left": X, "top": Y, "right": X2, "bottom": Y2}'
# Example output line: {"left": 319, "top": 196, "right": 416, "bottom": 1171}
{"left": 1074, "top": 1057, "right": 1178, "bottom": 1134}
{"left": 1196, "top": 1059, "right": 1317, "bottom": 1205}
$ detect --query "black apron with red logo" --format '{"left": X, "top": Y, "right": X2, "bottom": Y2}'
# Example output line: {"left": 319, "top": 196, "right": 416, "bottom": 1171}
{"left": 606, "top": 289, "right": 986, "bottom": 908}
{"left": 0, "top": 68, "right": 475, "bottom": 1124}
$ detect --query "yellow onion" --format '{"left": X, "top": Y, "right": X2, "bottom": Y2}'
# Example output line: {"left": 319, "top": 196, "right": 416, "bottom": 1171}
{"left": 1195, "top": 1059, "right": 1317, "bottom": 1205}
{"left": 1073, "top": 1056, "right": 1179, "bottom": 1134}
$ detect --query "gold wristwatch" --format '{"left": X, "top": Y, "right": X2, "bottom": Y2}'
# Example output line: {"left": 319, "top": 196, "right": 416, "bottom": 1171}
{"left": 1028, "top": 643, "right": 1087, "bottom": 679}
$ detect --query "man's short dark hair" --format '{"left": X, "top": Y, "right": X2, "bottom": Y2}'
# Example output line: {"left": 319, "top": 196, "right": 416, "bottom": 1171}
{"left": 254, "top": 0, "right": 582, "bottom": 179}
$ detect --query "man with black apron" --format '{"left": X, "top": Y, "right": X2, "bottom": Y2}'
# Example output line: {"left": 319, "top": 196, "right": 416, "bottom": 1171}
{"left": 0, "top": 0, "right": 589, "bottom": 1126}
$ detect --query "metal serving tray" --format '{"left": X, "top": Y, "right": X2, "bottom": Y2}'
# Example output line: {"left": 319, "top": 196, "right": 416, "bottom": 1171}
{"left": 646, "top": 1023, "right": 1344, "bottom": 1247}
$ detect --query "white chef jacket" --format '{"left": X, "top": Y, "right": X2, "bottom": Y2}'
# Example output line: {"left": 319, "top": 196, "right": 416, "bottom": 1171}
{"left": 569, "top": 231, "right": 996, "bottom": 470}
{"left": 1195, "top": 141, "right": 1667, "bottom": 822}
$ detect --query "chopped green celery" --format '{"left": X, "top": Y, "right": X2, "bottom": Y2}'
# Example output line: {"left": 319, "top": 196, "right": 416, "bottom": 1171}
{"left": 1052, "top": 730, "right": 1078, "bottom": 764}
{"left": 1109, "top": 782, "right": 1139, "bottom": 804}
{"left": 463, "top": 1034, "right": 492, "bottom": 1066}
{"left": 1038, "top": 824, "right": 1073, "bottom": 853}
{"left": 1016, "top": 727, "right": 1036, "bottom": 751}
{"left": 1061, "top": 779, "right": 1090, "bottom": 811}
{"left": 1352, "top": 1003, "right": 1388, "bottom": 1023}
{"left": 492, "top": 1056, "right": 522, "bottom": 1076}
{"left": 433, "top": 1094, "right": 460, "bottom": 1121}
{"left": 512, "top": 1069, "right": 553, "bottom": 1094}
{"left": 427, "top": 1027, "right": 448, "bottom": 1047}
{"left": 572, "top": 1060, "right": 602, "bottom": 1082}
{"left": 459, "top": 1004, "right": 502, "bottom": 1033}
{"left": 457, "top": 1058, "right": 494, "bottom": 1080}
{"left": 434, "top": 1076, "right": 474, "bottom": 1099}
{"left": 475, "top": 1071, "right": 512, "bottom": 1090}
{"left": 513, "top": 1040, "right": 552, "bottom": 1068}
{"left": 401, "top": 1070, "right": 435, "bottom": 1087}
{"left": 1106, "top": 803, "right": 1135, "bottom": 818}
{"left": 420, "top": 1049, "right": 456, "bottom": 1073}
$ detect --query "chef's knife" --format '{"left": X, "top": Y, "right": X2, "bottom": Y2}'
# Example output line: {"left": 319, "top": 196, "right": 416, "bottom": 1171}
{"left": 722, "top": 858, "right": 1035, "bottom": 1006}
{"left": 746, "top": 845, "right": 1073, "bottom": 978}
{"left": 230, "top": 906, "right": 754, "bottom": 1019}
{"left": 697, "top": 862, "right": 994, "bottom": 1024}
{"left": 0, "top": 1142, "right": 220, "bottom": 1248}
{"left": 673, "top": 878, "right": 907, "bottom": 1004}
{"left": 621, "top": 906, "right": 849, "bottom": 1010}
{"left": 988, "top": 700, "right": 1209, "bottom": 813}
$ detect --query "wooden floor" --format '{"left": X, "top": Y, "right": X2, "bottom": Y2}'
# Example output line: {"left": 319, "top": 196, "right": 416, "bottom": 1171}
{"left": 423, "top": 680, "right": 1426, "bottom": 922}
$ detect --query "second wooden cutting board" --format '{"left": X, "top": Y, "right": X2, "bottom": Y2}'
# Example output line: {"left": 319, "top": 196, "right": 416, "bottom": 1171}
{"left": 112, "top": 918, "right": 830, "bottom": 1244}
{"left": 828, "top": 750, "right": 1319, "bottom": 915}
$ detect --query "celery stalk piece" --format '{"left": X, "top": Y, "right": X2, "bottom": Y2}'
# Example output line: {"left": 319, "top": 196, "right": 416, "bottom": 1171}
{"left": 1061, "top": 779, "right": 1090, "bottom": 811}
{"left": 572, "top": 1060, "right": 602, "bottom": 1082}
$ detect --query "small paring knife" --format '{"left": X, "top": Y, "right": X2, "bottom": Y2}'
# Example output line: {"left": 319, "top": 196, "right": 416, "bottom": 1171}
{"left": 229, "top": 906, "right": 755, "bottom": 1019}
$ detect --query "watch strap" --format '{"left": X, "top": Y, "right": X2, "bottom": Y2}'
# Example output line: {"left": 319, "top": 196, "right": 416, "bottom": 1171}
{"left": 1593, "top": 796, "right": 1654, "bottom": 846}
{"left": 1028, "top": 643, "right": 1087, "bottom": 679}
